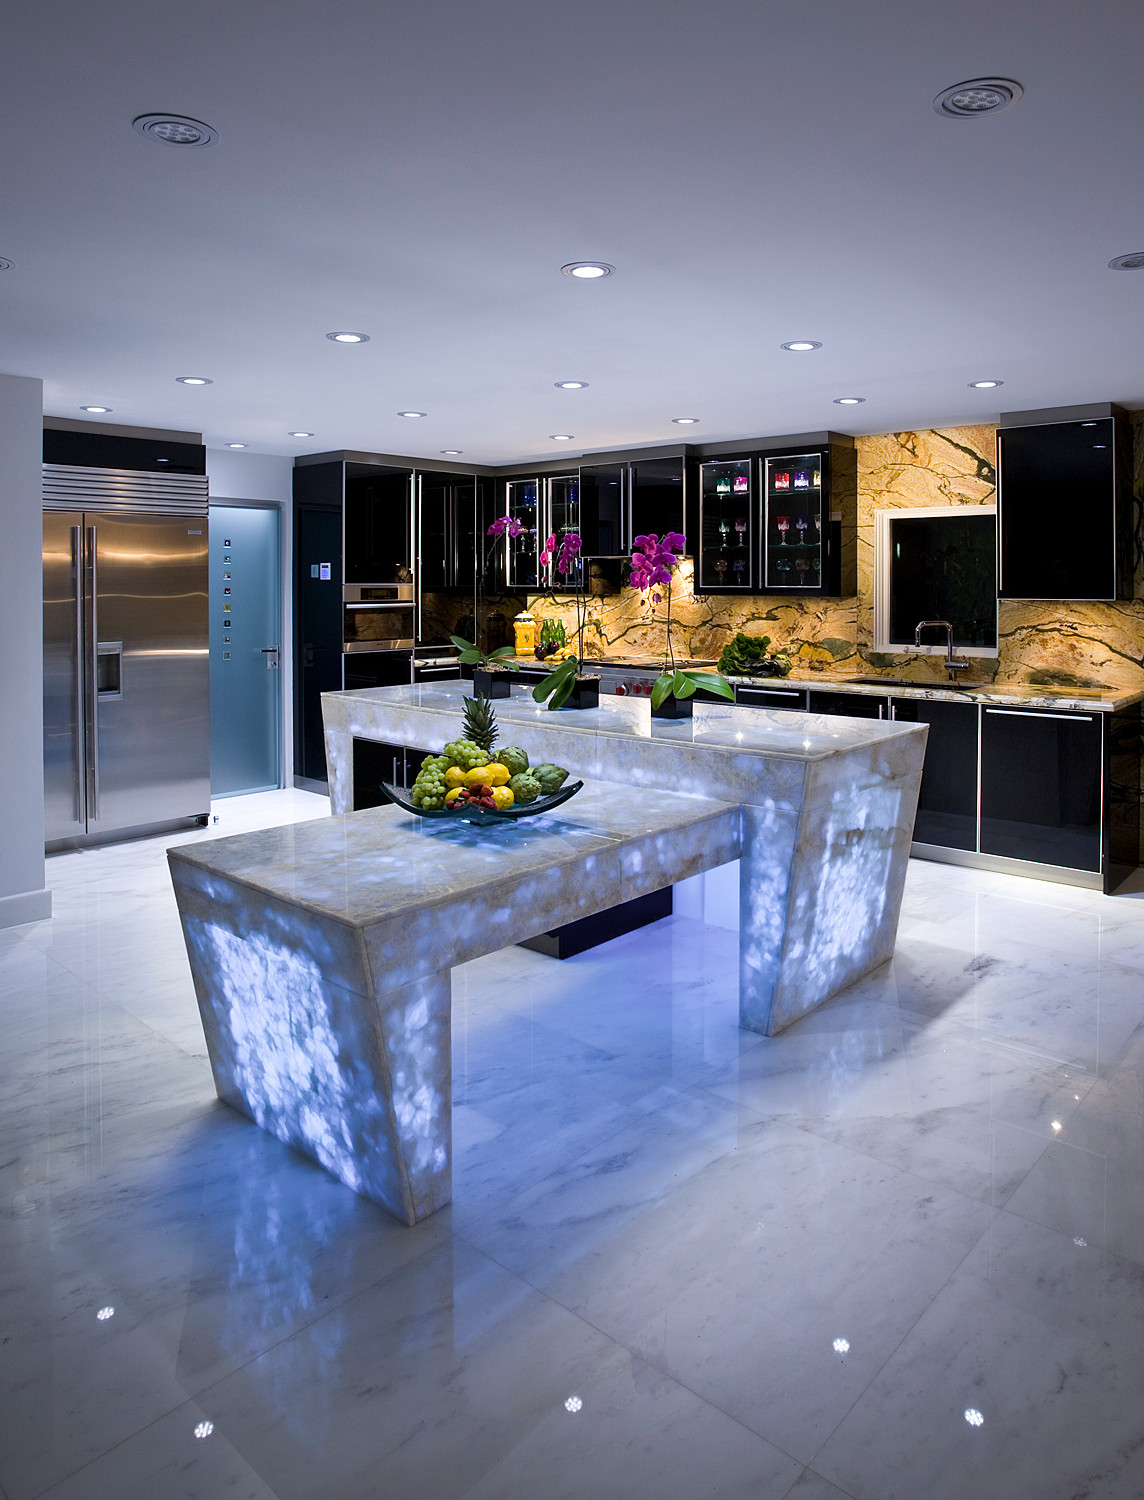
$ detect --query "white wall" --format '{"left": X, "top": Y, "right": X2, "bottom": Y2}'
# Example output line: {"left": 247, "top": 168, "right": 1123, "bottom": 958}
{"left": 205, "top": 449, "right": 294, "bottom": 786}
{"left": 0, "top": 374, "right": 51, "bottom": 926}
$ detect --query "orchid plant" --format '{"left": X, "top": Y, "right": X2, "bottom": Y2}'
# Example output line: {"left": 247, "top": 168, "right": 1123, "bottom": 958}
{"left": 532, "top": 530, "right": 592, "bottom": 710}
{"left": 629, "top": 532, "right": 734, "bottom": 709}
{"left": 449, "top": 513, "right": 522, "bottom": 667}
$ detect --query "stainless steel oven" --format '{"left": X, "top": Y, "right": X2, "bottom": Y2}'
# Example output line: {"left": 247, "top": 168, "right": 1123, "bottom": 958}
{"left": 343, "top": 583, "right": 416, "bottom": 652}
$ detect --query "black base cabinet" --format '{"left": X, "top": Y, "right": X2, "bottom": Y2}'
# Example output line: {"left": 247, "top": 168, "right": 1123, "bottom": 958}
{"left": 980, "top": 706, "right": 1103, "bottom": 872}
{"left": 806, "top": 689, "right": 886, "bottom": 719}
{"left": 889, "top": 698, "right": 979, "bottom": 851}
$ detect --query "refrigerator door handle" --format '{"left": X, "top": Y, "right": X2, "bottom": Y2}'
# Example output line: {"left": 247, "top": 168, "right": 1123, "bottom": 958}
{"left": 86, "top": 525, "right": 99, "bottom": 822}
{"left": 71, "top": 525, "right": 85, "bottom": 823}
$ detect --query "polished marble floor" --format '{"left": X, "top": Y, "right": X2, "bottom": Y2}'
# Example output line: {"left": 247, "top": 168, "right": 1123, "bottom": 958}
{"left": 3, "top": 790, "right": 1144, "bottom": 1499}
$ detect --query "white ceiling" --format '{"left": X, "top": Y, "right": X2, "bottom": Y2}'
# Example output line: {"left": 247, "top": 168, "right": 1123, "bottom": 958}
{"left": 3, "top": 0, "right": 1142, "bottom": 465}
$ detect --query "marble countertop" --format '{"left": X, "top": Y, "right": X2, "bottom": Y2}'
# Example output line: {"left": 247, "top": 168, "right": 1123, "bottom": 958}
{"left": 324, "top": 682, "right": 923, "bottom": 764}
{"left": 734, "top": 676, "right": 1144, "bottom": 713}
{"left": 169, "top": 780, "right": 741, "bottom": 928}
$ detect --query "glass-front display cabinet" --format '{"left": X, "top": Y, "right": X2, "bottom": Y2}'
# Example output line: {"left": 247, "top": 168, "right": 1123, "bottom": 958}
{"left": 545, "top": 474, "right": 583, "bottom": 589}
{"left": 698, "top": 458, "right": 753, "bottom": 592}
{"left": 762, "top": 452, "right": 827, "bottom": 593}
{"left": 503, "top": 478, "right": 540, "bottom": 590}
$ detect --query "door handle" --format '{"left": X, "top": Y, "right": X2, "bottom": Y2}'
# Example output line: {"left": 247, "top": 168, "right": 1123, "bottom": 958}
{"left": 261, "top": 647, "right": 280, "bottom": 670}
{"left": 303, "top": 644, "right": 326, "bottom": 668}
{"left": 86, "top": 525, "right": 99, "bottom": 821}
{"left": 72, "top": 525, "right": 85, "bottom": 823}
{"left": 984, "top": 708, "right": 1093, "bottom": 723}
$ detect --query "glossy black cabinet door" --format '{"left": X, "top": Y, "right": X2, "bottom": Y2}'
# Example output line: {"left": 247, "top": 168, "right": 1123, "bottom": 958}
{"left": 295, "top": 506, "right": 342, "bottom": 782}
{"left": 344, "top": 464, "right": 413, "bottom": 584}
{"left": 807, "top": 690, "right": 886, "bottom": 719}
{"left": 735, "top": 684, "right": 808, "bottom": 710}
{"left": 578, "top": 463, "right": 626, "bottom": 556}
{"left": 998, "top": 418, "right": 1126, "bottom": 601}
{"left": 980, "top": 707, "right": 1102, "bottom": 871}
{"left": 630, "top": 457, "right": 686, "bottom": 545}
{"left": 890, "top": 698, "right": 979, "bottom": 850}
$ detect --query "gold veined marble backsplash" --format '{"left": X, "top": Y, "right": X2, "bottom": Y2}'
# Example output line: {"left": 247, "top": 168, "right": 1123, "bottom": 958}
{"left": 433, "top": 417, "right": 1144, "bottom": 689}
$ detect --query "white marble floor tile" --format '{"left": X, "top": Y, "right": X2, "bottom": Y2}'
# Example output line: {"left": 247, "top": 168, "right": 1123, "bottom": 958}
{"left": 7, "top": 796, "right": 1144, "bottom": 1499}
{"left": 812, "top": 1210, "right": 1144, "bottom": 1500}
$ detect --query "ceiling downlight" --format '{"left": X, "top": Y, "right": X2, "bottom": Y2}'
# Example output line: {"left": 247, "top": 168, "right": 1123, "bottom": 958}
{"left": 933, "top": 79, "right": 1022, "bottom": 118}
{"left": 132, "top": 114, "right": 218, "bottom": 147}
{"left": 1109, "top": 251, "right": 1144, "bottom": 270}
{"left": 671, "top": 417, "right": 700, "bottom": 425}
{"left": 288, "top": 431, "right": 314, "bottom": 438}
{"left": 80, "top": 406, "right": 112, "bottom": 413}
{"left": 176, "top": 376, "right": 212, "bottom": 386}
{"left": 833, "top": 397, "right": 865, "bottom": 405}
{"left": 968, "top": 379, "right": 1003, "bottom": 389}
{"left": 555, "top": 381, "right": 589, "bottom": 389}
{"left": 561, "top": 262, "right": 614, "bottom": 279}
{"left": 326, "top": 331, "right": 370, "bottom": 344}
{"left": 781, "top": 341, "right": 822, "bottom": 352}
{"left": 0, "top": 257, "right": 13, "bottom": 271}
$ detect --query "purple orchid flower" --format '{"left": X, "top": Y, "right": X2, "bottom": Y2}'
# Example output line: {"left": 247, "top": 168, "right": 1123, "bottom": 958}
{"left": 488, "top": 515, "right": 524, "bottom": 539}
{"left": 630, "top": 532, "right": 686, "bottom": 603}
{"left": 539, "top": 532, "right": 558, "bottom": 568}
{"left": 555, "top": 532, "right": 582, "bottom": 576}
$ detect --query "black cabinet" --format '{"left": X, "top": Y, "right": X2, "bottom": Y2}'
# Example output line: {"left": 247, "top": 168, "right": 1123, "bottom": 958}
{"left": 890, "top": 698, "right": 979, "bottom": 851}
{"left": 980, "top": 706, "right": 1103, "bottom": 871}
{"left": 997, "top": 411, "right": 1130, "bottom": 601}
{"left": 807, "top": 689, "right": 887, "bottom": 719}
{"left": 577, "top": 452, "right": 690, "bottom": 559}
{"left": 418, "top": 469, "right": 478, "bottom": 593}
{"left": 344, "top": 463, "right": 413, "bottom": 584}
{"left": 294, "top": 502, "right": 342, "bottom": 784}
{"left": 735, "top": 684, "right": 808, "bottom": 710}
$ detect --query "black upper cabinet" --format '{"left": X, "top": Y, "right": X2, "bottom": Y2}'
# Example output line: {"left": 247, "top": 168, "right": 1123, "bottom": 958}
{"left": 998, "top": 412, "right": 1131, "bottom": 601}
{"left": 344, "top": 463, "right": 414, "bottom": 584}
{"left": 577, "top": 452, "right": 691, "bottom": 558}
{"left": 418, "top": 469, "right": 478, "bottom": 593}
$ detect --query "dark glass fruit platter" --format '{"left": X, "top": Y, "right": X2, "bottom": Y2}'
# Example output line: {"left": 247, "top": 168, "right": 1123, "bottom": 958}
{"left": 381, "top": 779, "right": 584, "bottom": 826}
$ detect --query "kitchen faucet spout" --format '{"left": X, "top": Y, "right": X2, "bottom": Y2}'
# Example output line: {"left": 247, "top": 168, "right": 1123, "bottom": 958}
{"left": 914, "top": 620, "right": 971, "bottom": 682}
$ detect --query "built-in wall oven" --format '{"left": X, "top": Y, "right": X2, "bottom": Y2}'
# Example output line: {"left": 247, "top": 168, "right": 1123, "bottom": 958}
{"left": 343, "top": 582, "right": 416, "bottom": 688}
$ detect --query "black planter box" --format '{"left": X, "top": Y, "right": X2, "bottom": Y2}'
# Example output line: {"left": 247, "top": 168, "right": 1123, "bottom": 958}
{"left": 557, "top": 675, "right": 600, "bottom": 711}
{"left": 472, "top": 667, "right": 512, "bottom": 699}
{"left": 651, "top": 694, "right": 693, "bottom": 720}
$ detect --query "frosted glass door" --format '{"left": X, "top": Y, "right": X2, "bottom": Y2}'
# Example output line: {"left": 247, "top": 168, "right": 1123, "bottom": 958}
{"left": 210, "top": 505, "right": 280, "bottom": 795}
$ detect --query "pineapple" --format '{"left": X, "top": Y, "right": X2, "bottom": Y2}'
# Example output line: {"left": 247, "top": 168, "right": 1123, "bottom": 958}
{"left": 462, "top": 694, "right": 499, "bottom": 755}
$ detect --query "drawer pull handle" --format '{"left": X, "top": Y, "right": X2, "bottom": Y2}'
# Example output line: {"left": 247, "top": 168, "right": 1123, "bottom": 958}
{"left": 984, "top": 709, "right": 1094, "bottom": 723}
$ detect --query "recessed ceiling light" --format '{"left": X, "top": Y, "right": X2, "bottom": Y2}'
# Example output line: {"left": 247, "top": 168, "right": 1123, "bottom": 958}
{"left": 781, "top": 341, "right": 822, "bottom": 352}
{"left": 326, "top": 331, "right": 370, "bottom": 344}
{"left": 1108, "top": 251, "right": 1144, "bottom": 270}
{"left": 968, "top": 380, "right": 1003, "bottom": 389}
{"left": 132, "top": 113, "right": 218, "bottom": 147}
{"left": 440, "top": 449, "right": 463, "bottom": 455}
{"left": 555, "top": 381, "right": 589, "bottom": 389}
{"left": 398, "top": 410, "right": 427, "bottom": 418}
{"left": 833, "top": 397, "right": 865, "bottom": 405}
{"left": 176, "top": 376, "right": 212, "bottom": 386}
{"left": 0, "top": 257, "right": 13, "bottom": 270}
{"left": 288, "top": 430, "right": 314, "bottom": 438}
{"left": 225, "top": 442, "right": 246, "bottom": 449}
{"left": 671, "top": 417, "right": 700, "bottom": 424}
{"left": 561, "top": 262, "right": 614, "bottom": 279}
{"left": 80, "top": 406, "right": 112, "bottom": 413}
{"left": 933, "top": 79, "right": 1023, "bottom": 117}
{"left": 550, "top": 434, "right": 575, "bottom": 441}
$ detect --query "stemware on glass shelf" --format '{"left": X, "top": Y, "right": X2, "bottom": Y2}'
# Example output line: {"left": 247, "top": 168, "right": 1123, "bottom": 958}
{"left": 776, "top": 515, "right": 790, "bottom": 544}
{"left": 795, "top": 516, "right": 808, "bottom": 545}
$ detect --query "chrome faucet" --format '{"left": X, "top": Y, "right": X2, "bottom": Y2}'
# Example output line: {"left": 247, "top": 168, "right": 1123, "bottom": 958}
{"left": 914, "top": 620, "right": 971, "bottom": 681}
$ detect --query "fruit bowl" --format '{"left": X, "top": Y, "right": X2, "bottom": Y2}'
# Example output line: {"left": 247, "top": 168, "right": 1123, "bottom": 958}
{"left": 381, "top": 779, "right": 584, "bottom": 826}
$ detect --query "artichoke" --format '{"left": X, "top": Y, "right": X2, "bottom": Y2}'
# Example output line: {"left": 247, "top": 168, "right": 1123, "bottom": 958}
{"left": 531, "top": 763, "right": 569, "bottom": 796}
{"left": 498, "top": 746, "right": 529, "bottom": 777}
{"left": 508, "top": 772, "right": 542, "bottom": 805}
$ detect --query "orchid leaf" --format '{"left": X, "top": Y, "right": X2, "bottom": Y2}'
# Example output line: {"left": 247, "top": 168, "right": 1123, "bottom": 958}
{"left": 650, "top": 674, "right": 672, "bottom": 709}
{"left": 531, "top": 657, "right": 577, "bottom": 704}
{"left": 672, "top": 670, "right": 697, "bottom": 700}
{"left": 683, "top": 670, "right": 735, "bottom": 701}
{"left": 487, "top": 645, "right": 516, "bottom": 660}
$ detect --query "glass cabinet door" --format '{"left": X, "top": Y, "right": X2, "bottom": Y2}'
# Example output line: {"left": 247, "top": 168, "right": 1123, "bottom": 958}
{"left": 546, "top": 475, "right": 582, "bottom": 589}
{"left": 504, "top": 479, "right": 540, "bottom": 590}
{"left": 698, "top": 459, "right": 752, "bottom": 591}
{"left": 764, "top": 453, "right": 825, "bottom": 592}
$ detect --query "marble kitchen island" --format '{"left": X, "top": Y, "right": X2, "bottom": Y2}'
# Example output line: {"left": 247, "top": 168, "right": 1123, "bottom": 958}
{"left": 169, "top": 687, "right": 925, "bottom": 1224}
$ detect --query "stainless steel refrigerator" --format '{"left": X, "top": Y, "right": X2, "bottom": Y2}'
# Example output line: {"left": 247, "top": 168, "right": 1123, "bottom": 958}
{"left": 44, "top": 498, "right": 210, "bottom": 848}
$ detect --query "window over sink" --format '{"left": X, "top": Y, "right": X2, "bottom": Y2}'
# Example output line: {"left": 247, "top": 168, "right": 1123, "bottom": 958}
{"left": 874, "top": 505, "right": 998, "bottom": 657}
